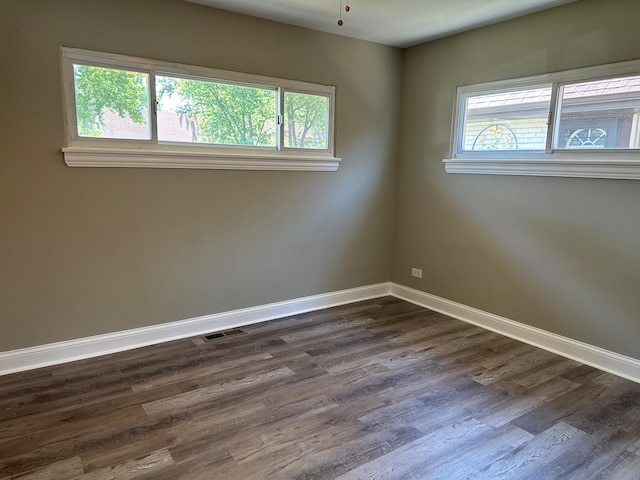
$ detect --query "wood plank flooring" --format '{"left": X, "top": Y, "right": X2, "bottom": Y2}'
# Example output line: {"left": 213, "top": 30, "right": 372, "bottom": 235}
{"left": 2, "top": 297, "right": 640, "bottom": 479}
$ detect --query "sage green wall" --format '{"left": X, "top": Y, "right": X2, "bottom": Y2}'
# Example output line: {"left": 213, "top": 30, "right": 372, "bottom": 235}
{"left": 4, "top": 0, "right": 638, "bottom": 363}
{"left": 393, "top": 0, "right": 640, "bottom": 358}
{"left": 0, "top": 0, "right": 401, "bottom": 351}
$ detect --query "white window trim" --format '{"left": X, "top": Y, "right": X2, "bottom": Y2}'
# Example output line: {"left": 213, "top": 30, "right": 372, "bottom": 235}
{"left": 61, "top": 47, "right": 340, "bottom": 171}
{"left": 443, "top": 58, "right": 640, "bottom": 180}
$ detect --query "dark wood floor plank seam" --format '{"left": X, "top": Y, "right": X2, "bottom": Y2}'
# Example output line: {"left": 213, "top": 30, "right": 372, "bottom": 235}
{"left": 3, "top": 296, "right": 640, "bottom": 479}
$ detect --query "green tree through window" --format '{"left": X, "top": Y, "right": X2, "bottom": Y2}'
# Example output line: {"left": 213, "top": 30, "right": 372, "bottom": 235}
{"left": 157, "top": 76, "right": 276, "bottom": 146}
{"left": 63, "top": 48, "right": 338, "bottom": 171}
{"left": 73, "top": 65, "right": 149, "bottom": 138}
{"left": 73, "top": 64, "right": 330, "bottom": 150}
{"left": 284, "top": 91, "right": 329, "bottom": 149}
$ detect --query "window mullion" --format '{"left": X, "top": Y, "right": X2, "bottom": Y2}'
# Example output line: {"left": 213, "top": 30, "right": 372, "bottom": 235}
{"left": 149, "top": 71, "right": 158, "bottom": 144}
{"left": 277, "top": 87, "right": 284, "bottom": 151}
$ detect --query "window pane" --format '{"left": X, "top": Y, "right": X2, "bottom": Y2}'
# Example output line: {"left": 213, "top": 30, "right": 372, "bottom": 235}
{"left": 156, "top": 76, "right": 276, "bottom": 147}
{"left": 555, "top": 75, "right": 640, "bottom": 149}
{"left": 284, "top": 92, "right": 329, "bottom": 149}
{"left": 462, "top": 86, "right": 552, "bottom": 152}
{"left": 73, "top": 64, "right": 150, "bottom": 139}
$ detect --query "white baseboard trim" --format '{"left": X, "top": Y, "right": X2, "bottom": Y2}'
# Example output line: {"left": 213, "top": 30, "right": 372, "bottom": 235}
{"left": 4, "top": 281, "right": 640, "bottom": 383}
{"left": 390, "top": 283, "right": 640, "bottom": 384}
{"left": 0, "top": 283, "right": 391, "bottom": 376}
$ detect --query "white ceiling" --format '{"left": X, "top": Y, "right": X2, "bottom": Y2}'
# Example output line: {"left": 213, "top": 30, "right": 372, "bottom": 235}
{"left": 185, "top": 0, "right": 577, "bottom": 48}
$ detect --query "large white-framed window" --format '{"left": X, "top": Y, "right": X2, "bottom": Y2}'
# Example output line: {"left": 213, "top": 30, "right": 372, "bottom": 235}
{"left": 444, "top": 59, "right": 640, "bottom": 180}
{"left": 61, "top": 47, "right": 339, "bottom": 171}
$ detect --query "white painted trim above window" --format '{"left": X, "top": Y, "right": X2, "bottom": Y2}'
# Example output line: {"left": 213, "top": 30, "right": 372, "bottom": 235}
{"left": 60, "top": 47, "right": 339, "bottom": 171}
{"left": 446, "top": 58, "right": 640, "bottom": 180}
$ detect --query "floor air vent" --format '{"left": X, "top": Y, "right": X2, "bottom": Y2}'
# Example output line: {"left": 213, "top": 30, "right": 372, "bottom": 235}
{"left": 201, "top": 328, "right": 246, "bottom": 342}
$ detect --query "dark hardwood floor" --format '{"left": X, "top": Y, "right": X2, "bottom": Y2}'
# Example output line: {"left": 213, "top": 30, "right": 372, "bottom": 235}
{"left": 2, "top": 297, "right": 640, "bottom": 479}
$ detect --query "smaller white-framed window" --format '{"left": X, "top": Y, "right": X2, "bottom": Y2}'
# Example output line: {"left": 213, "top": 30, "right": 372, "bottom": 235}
{"left": 61, "top": 47, "right": 339, "bottom": 171}
{"left": 444, "top": 59, "right": 640, "bottom": 180}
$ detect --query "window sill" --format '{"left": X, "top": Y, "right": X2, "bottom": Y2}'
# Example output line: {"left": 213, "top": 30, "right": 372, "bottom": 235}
{"left": 62, "top": 146, "right": 341, "bottom": 172}
{"left": 443, "top": 157, "right": 640, "bottom": 180}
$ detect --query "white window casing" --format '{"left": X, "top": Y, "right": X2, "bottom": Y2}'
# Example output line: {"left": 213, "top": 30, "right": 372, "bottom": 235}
{"left": 61, "top": 47, "right": 340, "bottom": 171}
{"left": 444, "top": 58, "right": 640, "bottom": 180}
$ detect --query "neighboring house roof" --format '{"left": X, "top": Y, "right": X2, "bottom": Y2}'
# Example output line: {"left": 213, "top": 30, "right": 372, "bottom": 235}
{"left": 468, "top": 76, "right": 640, "bottom": 109}
{"left": 469, "top": 88, "right": 551, "bottom": 109}
{"left": 564, "top": 76, "right": 640, "bottom": 98}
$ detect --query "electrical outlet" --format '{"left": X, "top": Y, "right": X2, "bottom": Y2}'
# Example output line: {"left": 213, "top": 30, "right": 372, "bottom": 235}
{"left": 411, "top": 268, "right": 422, "bottom": 279}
